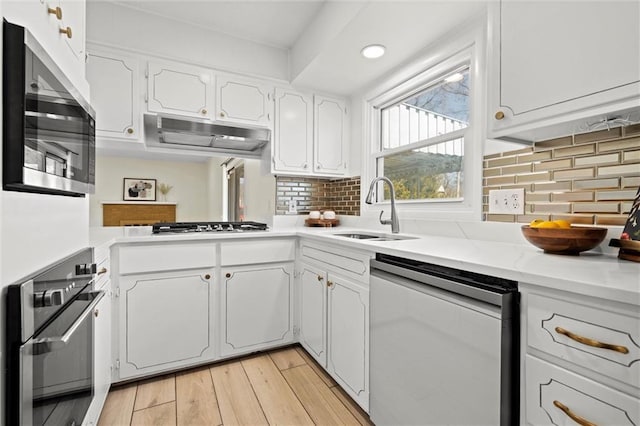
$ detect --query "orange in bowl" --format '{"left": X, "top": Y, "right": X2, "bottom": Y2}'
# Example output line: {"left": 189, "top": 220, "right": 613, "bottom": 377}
{"left": 521, "top": 225, "right": 608, "bottom": 255}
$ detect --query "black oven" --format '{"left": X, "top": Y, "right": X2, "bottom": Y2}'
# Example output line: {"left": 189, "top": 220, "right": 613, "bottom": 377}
{"left": 3, "top": 20, "right": 95, "bottom": 197}
{"left": 5, "top": 248, "right": 103, "bottom": 425}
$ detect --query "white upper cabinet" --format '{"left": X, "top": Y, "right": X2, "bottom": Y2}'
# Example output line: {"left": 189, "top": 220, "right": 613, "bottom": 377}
{"left": 273, "top": 88, "right": 314, "bottom": 173}
{"left": 3, "top": 0, "right": 89, "bottom": 99}
{"left": 314, "top": 95, "right": 348, "bottom": 175}
{"left": 147, "top": 61, "right": 214, "bottom": 119}
{"left": 488, "top": 1, "right": 640, "bottom": 141}
{"left": 57, "top": 0, "right": 85, "bottom": 61}
{"left": 271, "top": 91, "right": 349, "bottom": 177}
{"left": 86, "top": 49, "right": 140, "bottom": 140}
{"left": 216, "top": 74, "right": 273, "bottom": 127}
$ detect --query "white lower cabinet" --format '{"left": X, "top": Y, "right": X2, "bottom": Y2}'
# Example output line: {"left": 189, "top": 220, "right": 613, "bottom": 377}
{"left": 526, "top": 355, "right": 639, "bottom": 426}
{"left": 117, "top": 269, "right": 215, "bottom": 380}
{"left": 327, "top": 273, "right": 369, "bottom": 409}
{"left": 220, "top": 263, "right": 295, "bottom": 356}
{"left": 522, "top": 285, "right": 640, "bottom": 425}
{"left": 299, "top": 264, "right": 327, "bottom": 365}
{"left": 84, "top": 279, "right": 112, "bottom": 426}
{"left": 298, "top": 241, "right": 372, "bottom": 411}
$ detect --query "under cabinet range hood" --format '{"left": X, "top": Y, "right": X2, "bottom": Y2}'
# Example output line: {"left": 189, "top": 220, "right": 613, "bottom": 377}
{"left": 144, "top": 113, "right": 270, "bottom": 158}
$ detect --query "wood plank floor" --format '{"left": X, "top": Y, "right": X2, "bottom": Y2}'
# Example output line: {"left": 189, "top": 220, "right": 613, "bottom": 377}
{"left": 98, "top": 345, "right": 373, "bottom": 426}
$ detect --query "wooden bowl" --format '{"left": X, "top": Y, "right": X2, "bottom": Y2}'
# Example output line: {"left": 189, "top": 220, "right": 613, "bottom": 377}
{"left": 521, "top": 225, "right": 608, "bottom": 255}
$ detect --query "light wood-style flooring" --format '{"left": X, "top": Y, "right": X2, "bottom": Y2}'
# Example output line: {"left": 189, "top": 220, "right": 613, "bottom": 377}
{"left": 98, "top": 345, "right": 373, "bottom": 426}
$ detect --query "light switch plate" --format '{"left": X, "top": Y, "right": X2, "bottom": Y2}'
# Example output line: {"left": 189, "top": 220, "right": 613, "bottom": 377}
{"left": 488, "top": 188, "right": 525, "bottom": 214}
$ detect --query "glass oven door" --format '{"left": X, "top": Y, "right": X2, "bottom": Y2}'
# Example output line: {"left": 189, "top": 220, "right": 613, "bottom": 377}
{"left": 20, "top": 288, "right": 104, "bottom": 426}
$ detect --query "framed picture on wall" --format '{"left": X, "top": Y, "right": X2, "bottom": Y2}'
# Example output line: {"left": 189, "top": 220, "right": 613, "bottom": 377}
{"left": 123, "top": 178, "right": 156, "bottom": 201}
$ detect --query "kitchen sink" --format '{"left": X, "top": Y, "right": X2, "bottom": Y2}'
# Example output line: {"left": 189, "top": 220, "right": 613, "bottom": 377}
{"left": 333, "top": 232, "right": 417, "bottom": 242}
{"left": 334, "top": 233, "right": 382, "bottom": 240}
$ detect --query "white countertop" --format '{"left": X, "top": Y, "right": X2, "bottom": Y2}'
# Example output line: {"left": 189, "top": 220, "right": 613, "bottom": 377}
{"left": 90, "top": 225, "right": 640, "bottom": 305}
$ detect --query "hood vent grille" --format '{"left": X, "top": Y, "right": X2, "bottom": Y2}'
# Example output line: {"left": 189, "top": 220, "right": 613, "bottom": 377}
{"left": 144, "top": 114, "right": 270, "bottom": 157}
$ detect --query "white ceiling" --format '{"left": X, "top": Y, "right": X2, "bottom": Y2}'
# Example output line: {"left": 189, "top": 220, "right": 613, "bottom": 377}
{"left": 104, "top": 0, "right": 489, "bottom": 96}
{"left": 111, "top": 0, "right": 327, "bottom": 48}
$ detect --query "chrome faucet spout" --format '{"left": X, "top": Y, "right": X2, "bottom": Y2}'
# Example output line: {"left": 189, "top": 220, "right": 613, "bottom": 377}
{"left": 365, "top": 177, "right": 399, "bottom": 233}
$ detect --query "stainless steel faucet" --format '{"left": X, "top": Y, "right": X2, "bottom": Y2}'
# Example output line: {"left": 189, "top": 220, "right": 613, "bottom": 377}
{"left": 365, "top": 177, "right": 399, "bottom": 233}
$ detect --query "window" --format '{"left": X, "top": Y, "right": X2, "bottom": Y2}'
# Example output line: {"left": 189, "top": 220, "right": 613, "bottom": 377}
{"left": 375, "top": 66, "right": 470, "bottom": 202}
{"left": 375, "top": 65, "right": 469, "bottom": 200}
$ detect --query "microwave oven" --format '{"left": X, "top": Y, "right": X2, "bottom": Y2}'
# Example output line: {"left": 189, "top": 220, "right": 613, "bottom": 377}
{"left": 3, "top": 20, "right": 95, "bottom": 197}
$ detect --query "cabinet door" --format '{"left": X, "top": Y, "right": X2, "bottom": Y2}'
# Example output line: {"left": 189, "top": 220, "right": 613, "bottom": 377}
{"left": 216, "top": 74, "right": 273, "bottom": 127}
{"left": 58, "top": 0, "right": 85, "bottom": 61}
{"left": 314, "top": 95, "right": 348, "bottom": 175}
{"left": 327, "top": 274, "right": 369, "bottom": 410}
{"left": 221, "top": 263, "right": 294, "bottom": 356}
{"left": 490, "top": 1, "right": 640, "bottom": 137}
{"left": 85, "top": 280, "right": 112, "bottom": 425}
{"left": 118, "top": 270, "right": 213, "bottom": 379}
{"left": 272, "top": 88, "right": 313, "bottom": 174}
{"left": 86, "top": 50, "right": 139, "bottom": 140}
{"left": 299, "top": 263, "right": 327, "bottom": 367}
{"left": 147, "top": 61, "right": 214, "bottom": 119}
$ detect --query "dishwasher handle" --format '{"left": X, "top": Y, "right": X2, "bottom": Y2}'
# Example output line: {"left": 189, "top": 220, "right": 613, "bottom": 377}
{"left": 371, "top": 258, "right": 515, "bottom": 309}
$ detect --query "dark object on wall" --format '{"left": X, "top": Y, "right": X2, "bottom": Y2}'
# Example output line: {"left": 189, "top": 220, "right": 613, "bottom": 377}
{"left": 609, "top": 186, "right": 640, "bottom": 262}
{"left": 123, "top": 178, "right": 156, "bottom": 201}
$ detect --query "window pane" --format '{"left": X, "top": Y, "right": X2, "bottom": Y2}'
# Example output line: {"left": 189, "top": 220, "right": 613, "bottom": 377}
{"left": 381, "top": 68, "right": 469, "bottom": 149}
{"left": 380, "top": 137, "right": 464, "bottom": 201}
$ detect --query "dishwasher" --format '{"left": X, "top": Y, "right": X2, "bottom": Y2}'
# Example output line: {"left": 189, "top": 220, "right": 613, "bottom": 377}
{"left": 370, "top": 253, "right": 519, "bottom": 426}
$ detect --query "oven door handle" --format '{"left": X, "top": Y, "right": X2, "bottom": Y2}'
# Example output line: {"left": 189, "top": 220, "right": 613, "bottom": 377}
{"left": 31, "top": 290, "right": 104, "bottom": 354}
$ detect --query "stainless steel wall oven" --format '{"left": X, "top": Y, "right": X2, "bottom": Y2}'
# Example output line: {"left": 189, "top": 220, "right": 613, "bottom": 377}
{"left": 5, "top": 248, "right": 102, "bottom": 425}
{"left": 3, "top": 20, "right": 95, "bottom": 197}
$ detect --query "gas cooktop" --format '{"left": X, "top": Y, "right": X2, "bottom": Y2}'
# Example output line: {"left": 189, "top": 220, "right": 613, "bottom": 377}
{"left": 152, "top": 221, "right": 269, "bottom": 234}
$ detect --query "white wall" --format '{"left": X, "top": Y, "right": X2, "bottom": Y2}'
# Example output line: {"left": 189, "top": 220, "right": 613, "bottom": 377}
{"left": 86, "top": 1, "right": 289, "bottom": 81}
{"left": 243, "top": 160, "right": 276, "bottom": 225}
{"left": 207, "top": 157, "right": 224, "bottom": 221}
{"left": 1, "top": 3, "right": 92, "bottom": 420}
{"left": 90, "top": 155, "right": 215, "bottom": 226}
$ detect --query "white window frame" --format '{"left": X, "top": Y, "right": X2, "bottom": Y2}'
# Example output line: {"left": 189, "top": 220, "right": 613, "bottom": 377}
{"left": 362, "top": 22, "right": 486, "bottom": 222}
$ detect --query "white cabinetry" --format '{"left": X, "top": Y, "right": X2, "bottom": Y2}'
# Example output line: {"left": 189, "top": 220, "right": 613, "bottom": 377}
{"left": 272, "top": 92, "right": 349, "bottom": 177}
{"left": 314, "top": 95, "right": 348, "bottom": 175}
{"left": 57, "top": 0, "right": 85, "bottom": 61}
{"left": 113, "top": 242, "right": 217, "bottom": 381}
{"left": 86, "top": 48, "right": 140, "bottom": 141}
{"left": 488, "top": 1, "right": 640, "bottom": 142}
{"left": 219, "top": 239, "right": 296, "bottom": 357}
{"left": 521, "top": 286, "right": 640, "bottom": 425}
{"left": 147, "top": 61, "right": 214, "bottom": 119}
{"left": 220, "top": 264, "right": 294, "bottom": 356}
{"left": 118, "top": 271, "right": 214, "bottom": 379}
{"left": 216, "top": 74, "right": 273, "bottom": 127}
{"left": 298, "top": 240, "right": 371, "bottom": 410}
{"left": 327, "top": 273, "right": 368, "bottom": 407}
{"left": 299, "top": 264, "right": 327, "bottom": 364}
{"left": 3, "top": 0, "right": 89, "bottom": 99}
{"left": 84, "top": 250, "right": 112, "bottom": 426}
{"left": 273, "top": 88, "right": 314, "bottom": 172}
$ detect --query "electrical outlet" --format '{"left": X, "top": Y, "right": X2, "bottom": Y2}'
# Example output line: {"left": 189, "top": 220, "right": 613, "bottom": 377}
{"left": 488, "top": 189, "right": 525, "bottom": 214}
{"left": 287, "top": 199, "right": 297, "bottom": 214}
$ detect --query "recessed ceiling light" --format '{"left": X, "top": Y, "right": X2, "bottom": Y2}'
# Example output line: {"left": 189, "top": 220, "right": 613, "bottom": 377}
{"left": 361, "top": 44, "right": 386, "bottom": 59}
{"left": 444, "top": 72, "right": 464, "bottom": 83}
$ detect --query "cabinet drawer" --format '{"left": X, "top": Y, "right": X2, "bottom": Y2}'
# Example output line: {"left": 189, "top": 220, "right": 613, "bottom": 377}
{"left": 300, "top": 243, "right": 370, "bottom": 283}
{"left": 526, "top": 355, "right": 639, "bottom": 426}
{"left": 220, "top": 239, "right": 295, "bottom": 266}
{"left": 118, "top": 243, "right": 216, "bottom": 274}
{"left": 527, "top": 293, "right": 640, "bottom": 389}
